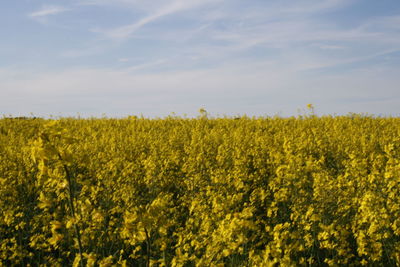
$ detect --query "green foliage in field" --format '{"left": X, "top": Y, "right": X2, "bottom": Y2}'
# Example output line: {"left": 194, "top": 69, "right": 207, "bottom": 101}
{"left": 1, "top": 115, "right": 400, "bottom": 266}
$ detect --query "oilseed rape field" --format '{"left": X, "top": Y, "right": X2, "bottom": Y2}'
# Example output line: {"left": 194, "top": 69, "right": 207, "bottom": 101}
{"left": 1, "top": 115, "right": 400, "bottom": 266}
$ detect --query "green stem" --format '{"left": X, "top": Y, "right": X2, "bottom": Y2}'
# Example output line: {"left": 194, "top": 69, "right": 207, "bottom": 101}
{"left": 144, "top": 228, "right": 151, "bottom": 267}
{"left": 41, "top": 134, "right": 84, "bottom": 267}
{"left": 58, "top": 152, "right": 84, "bottom": 267}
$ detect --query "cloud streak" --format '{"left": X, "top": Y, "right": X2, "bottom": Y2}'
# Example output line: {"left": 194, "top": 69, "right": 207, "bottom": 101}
{"left": 29, "top": 6, "right": 69, "bottom": 18}
{"left": 92, "top": 0, "right": 219, "bottom": 41}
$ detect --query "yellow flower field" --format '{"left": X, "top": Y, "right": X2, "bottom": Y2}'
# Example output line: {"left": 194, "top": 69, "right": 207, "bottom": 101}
{"left": 1, "top": 115, "right": 400, "bottom": 266}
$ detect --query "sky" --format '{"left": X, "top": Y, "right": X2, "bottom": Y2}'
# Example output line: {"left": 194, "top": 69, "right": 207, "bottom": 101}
{"left": 1, "top": 0, "right": 400, "bottom": 118}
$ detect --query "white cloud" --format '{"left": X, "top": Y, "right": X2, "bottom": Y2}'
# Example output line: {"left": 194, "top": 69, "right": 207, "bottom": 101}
{"left": 29, "top": 6, "right": 69, "bottom": 18}
{"left": 94, "top": 3, "right": 183, "bottom": 40}
{"left": 123, "top": 59, "right": 168, "bottom": 72}
{"left": 7, "top": 0, "right": 399, "bottom": 117}
{"left": 91, "top": 0, "right": 220, "bottom": 41}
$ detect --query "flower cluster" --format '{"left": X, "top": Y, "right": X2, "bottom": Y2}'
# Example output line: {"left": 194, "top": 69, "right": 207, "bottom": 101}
{"left": 1, "top": 114, "right": 400, "bottom": 266}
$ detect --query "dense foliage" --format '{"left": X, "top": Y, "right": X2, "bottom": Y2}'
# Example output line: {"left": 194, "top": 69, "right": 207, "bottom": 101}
{"left": 1, "top": 114, "right": 400, "bottom": 266}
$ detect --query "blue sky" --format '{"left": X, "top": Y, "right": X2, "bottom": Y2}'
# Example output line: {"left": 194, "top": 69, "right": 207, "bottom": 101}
{"left": 1, "top": 0, "right": 400, "bottom": 117}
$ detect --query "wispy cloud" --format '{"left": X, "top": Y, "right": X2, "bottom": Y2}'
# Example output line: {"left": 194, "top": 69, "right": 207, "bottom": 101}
{"left": 4, "top": 0, "right": 400, "bottom": 117}
{"left": 29, "top": 6, "right": 69, "bottom": 18}
{"left": 94, "top": 3, "right": 182, "bottom": 40}
{"left": 50, "top": 0, "right": 400, "bottom": 75}
{"left": 92, "top": 0, "right": 219, "bottom": 41}
{"left": 123, "top": 59, "right": 168, "bottom": 72}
